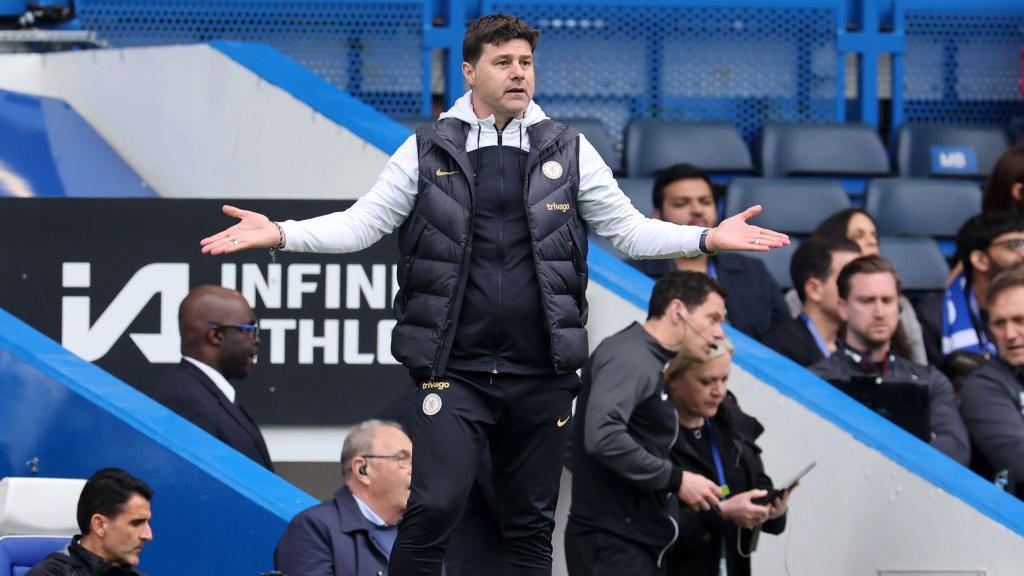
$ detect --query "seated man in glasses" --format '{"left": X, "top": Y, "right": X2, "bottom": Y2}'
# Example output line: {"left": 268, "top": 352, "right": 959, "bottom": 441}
{"left": 148, "top": 284, "right": 273, "bottom": 470}
{"left": 276, "top": 420, "right": 413, "bottom": 576}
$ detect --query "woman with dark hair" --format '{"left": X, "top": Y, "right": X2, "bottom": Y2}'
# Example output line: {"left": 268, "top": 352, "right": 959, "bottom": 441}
{"left": 783, "top": 208, "right": 929, "bottom": 364}
{"left": 982, "top": 143, "right": 1024, "bottom": 214}
{"left": 664, "top": 339, "right": 790, "bottom": 576}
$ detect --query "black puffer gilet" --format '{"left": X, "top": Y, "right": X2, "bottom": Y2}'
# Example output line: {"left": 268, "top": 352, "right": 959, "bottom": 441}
{"left": 390, "top": 117, "right": 588, "bottom": 378}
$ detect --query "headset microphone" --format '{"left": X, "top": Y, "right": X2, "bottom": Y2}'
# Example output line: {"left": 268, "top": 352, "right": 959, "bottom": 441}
{"left": 676, "top": 308, "right": 718, "bottom": 349}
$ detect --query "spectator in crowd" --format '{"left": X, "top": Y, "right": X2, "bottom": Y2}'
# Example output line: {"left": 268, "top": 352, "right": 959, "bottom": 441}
{"left": 796, "top": 208, "right": 928, "bottom": 365}
{"left": 763, "top": 237, "right": 861, "bottom": 366}
{"left": 275, "top": 420, "right": 412, "bottom": 575}
{"left": 917, "top": 212, "right": 1024, "bottom": 366}
{"left": 664, "top": 339, "right": 790, "bottom": 576}
{"left": 566, "top": 271, "right": 726, "bottom": 576}
{"left": 148, "top": 285, "right": 273, "bottom": 471}
{"left": 960, "top": 267, "right": 1024, "bottom": 497}
{"left": 981, "top": 143, "right": 1024, "bottom": 215}
{"left": 28, "top": 468, "right": 153, "bottom": 576}
{"left": 633, "top": 163, "right": 789, "bottom": 340}
{"left": 811, "top": 256, "right": 970, "bottom": 465}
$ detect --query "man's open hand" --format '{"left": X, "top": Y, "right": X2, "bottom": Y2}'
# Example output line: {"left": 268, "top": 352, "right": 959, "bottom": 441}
{"left": 705, "top": 205, "right": 790, "bottom": 253}
{"left": 200, "top": 205, "right": 281, "bottom": 255}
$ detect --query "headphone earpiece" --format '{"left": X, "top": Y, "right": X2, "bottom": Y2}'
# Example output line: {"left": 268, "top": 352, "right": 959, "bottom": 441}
{"left": 358, "top": 465, "right": 367, "bottom": 476}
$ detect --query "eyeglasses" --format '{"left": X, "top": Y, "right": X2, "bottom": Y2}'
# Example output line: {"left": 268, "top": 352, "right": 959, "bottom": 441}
{"left": 990, "top": 238, "right": 1024, "bottom": 253}
{"left": 208, "top": 321, "right": 260, "bottom": 339}
{"left": 362, "top": 452, "right": 412, "bottom": 469}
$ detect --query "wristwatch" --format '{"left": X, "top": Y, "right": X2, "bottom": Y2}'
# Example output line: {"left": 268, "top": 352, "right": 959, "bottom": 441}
{"left": 698, "top": 228, "right": 717, "bottom": 256}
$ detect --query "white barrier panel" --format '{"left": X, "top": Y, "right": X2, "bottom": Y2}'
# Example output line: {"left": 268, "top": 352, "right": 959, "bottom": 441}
{"left": 0, "top": 43, "right": 398, "bottom": 199}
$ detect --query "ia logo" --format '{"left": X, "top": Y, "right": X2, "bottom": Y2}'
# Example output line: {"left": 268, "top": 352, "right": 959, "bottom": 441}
{"left": 61, "top": 262, "right": 188, "bottom": 363}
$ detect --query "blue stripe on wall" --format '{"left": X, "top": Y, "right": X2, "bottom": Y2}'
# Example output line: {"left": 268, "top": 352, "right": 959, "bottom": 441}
{"left": 587, "top": 243, "right": 1024, "bottom": 537}
{"left": 211, "top": 41, "right": 411, "bottom": 155}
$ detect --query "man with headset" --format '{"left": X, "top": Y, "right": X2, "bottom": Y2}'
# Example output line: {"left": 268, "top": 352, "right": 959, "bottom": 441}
{"left": 567, "top": 271, "right": 728, "bottom": 575}
{"left": 200, "top": 14, "right": 787, "bottom": 576}
{"left": 276, "top": 420, "right": 413, "bottom": 575}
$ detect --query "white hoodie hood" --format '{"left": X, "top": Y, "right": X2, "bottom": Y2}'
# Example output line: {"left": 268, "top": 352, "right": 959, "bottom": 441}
{"left": 438, "top": 90, "right": 549, "bottom": 153}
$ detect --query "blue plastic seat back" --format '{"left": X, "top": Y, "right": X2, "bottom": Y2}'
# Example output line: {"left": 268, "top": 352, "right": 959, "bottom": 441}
{"left": 760, "top": 123, "right": 890, "bottom": 178}
{"left": 724, "top": 178, "right": 851, "bottom": 235}
{"left": 556, "top": 117, "right": 621, "bottom": 175}
{"left": 866, "top": 178, "right": 981, "bottom": 239}
{"left": 0, "top": 536, "right": 71, "bottom": 576}
{"left": 896, "top": 123, "right": 1011, "bottom": 179}
{"left": 625, "top": 120, "right": 753, "bottom": 178}
{"left": 879, "top": 237, "right": 951, "bottom": 292}
{"left": 742, "top": 239, "right": 803, "bottom": 291}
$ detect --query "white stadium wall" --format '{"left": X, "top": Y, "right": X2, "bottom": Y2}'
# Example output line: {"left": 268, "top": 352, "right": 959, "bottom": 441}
{"left": 2, "top": 41, "right": 1022, "bottom": 575}
{"left": 0, "top": 43, "right": 398, "bottom": 200}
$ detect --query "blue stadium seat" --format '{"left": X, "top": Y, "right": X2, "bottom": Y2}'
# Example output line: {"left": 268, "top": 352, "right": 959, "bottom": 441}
{"left": 895, "top": 124, "right": 1011, "bottom": 180}
{"left": 743, "top": 239, "right": 802, "bottom": 291}
{"left": 723, "top": 178, "right": 851, "bottom": 235}
{"left": 624, "top": 120, "right": 753, "bottom": 178}
{"left": 865, "top": 178, "right": 981, "bottom": 246}
{"left": 0, "top": 477, "right": 83, "bottom": 576}
{"left": 0, "top": 536, "right": 71, "bottom": 576}
{"left": 556, "top": 118, "right": 621, "bottom": 174}
{"left": 879, "top": 237, "right": 950, "bottom": 292}
{"left": 617, "top": 178, "right": 656, "bottom": 218}
{"left": 760, "top": 123, "right": 890, "bottom": 178}
{"left": 760, "top": 123, "right": 889, "bottom": 197}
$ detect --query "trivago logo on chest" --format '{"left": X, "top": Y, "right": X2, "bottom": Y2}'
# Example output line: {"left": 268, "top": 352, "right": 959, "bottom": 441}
{"left": 60, "top": 261, "right": 401, "bottom": 367}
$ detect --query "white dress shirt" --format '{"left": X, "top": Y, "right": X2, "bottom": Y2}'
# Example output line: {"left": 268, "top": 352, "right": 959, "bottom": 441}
{"left": 183, "top": 356, "right": 236, "bottom": 403}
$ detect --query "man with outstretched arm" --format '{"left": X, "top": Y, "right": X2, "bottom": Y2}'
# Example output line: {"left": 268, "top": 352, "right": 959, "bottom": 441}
{"left": 199, "top": 14, "right": 787, "bottom": 576}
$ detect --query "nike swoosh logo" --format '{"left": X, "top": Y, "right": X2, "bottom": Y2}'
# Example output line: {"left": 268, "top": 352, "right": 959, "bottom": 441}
{"left": 556, "top": 416, "right": 571, "bottom": 428}
{"left": 435, "top": 168, "right": 459, "bottom": 177}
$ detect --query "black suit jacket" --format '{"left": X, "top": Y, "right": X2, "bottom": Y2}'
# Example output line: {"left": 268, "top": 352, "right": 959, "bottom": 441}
{"left": 762, "top": 315, "right": 826, "bottom": 367}
{"left": 632, "top": 253, "right": 789, "bottom": 340}
{"left": 149, "top": 361, "right": 274, "bottom": 471}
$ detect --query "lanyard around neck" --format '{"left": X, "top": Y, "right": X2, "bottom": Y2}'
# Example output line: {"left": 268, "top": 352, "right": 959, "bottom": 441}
{"left": 705, "top": 420, "right": 730, "bottom": 498}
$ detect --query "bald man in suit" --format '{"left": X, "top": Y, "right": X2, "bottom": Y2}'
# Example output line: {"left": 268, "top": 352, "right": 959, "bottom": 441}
{"left": 149, "top": 285, "right": 273, "bottom": 470}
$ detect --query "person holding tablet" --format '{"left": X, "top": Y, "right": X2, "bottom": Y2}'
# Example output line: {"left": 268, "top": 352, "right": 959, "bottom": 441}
{"left": 663, "top": 338, "right": 790, "bottom": 576}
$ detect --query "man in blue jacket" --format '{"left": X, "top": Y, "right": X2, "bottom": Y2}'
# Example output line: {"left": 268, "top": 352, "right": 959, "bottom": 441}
{"left": 276, "top": 420, "right": 413, "bottom": 575}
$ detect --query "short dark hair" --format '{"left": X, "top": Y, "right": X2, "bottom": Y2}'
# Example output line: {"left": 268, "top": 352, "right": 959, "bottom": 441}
{"left": 463, "top": 14, "right": 540, "bottom": 66}
{"left": 836, "top": 255, "right": 901, "bottom": 300}
{"left": 790, "top": 237, "right": 862, "bottom": 303}
{"left": 955, "top": 211, "right": 1024, "bottom": 281}
{"left": 814, "top": 208, "right": 877, "bottom": 243}
{"left": 77, "top": 468, "right": 152, "bottom": 535}
{"left": 648, "top": 271, "right": 728, "bottom": 318}
{"left": 651, "top": 163, "right": 716, "bottom": 213}
{"left": 983, "top": 143, "right": 1024, "bottom": 214}
{"left": 987, "top": 266, "right": 1024, "bottom": 310}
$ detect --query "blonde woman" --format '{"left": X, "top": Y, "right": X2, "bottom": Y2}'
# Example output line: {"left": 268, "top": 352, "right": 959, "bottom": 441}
{"left": 663, "top": 340, "right": 791, "bottom": 576}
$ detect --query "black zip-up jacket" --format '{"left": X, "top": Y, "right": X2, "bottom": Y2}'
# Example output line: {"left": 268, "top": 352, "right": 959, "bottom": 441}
{"left": 568, "top": 322, "right": 685, "bottom": 564}
{"left": 666, "top": 394, "right": 786, "bottom": 576}
{"left": 960, "top": 358, "right": 1024, "bottom": 494}
{"left": 27, "top": 538, "right": 144, "bottom": 576}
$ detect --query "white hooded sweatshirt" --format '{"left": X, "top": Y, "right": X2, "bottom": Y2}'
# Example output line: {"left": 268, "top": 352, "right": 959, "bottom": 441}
{"left": 279, "top": 91, "right": 705, "bottom": 259}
